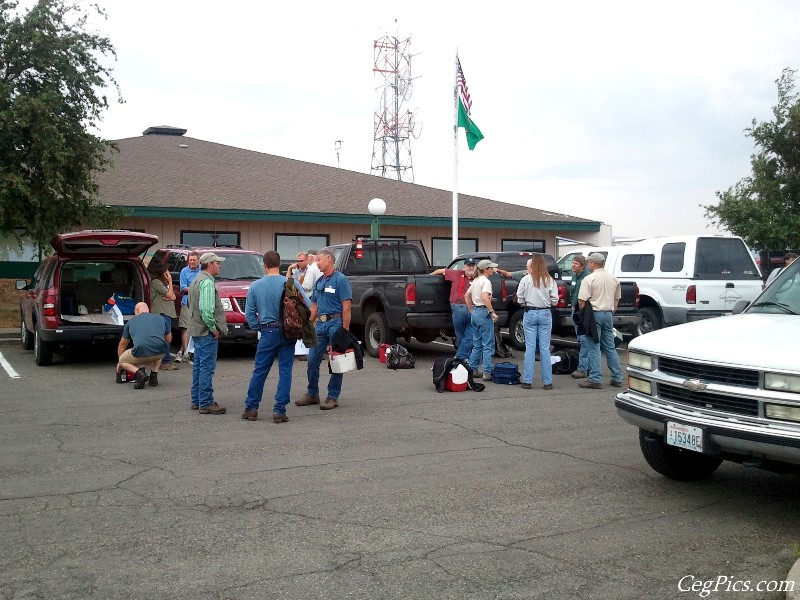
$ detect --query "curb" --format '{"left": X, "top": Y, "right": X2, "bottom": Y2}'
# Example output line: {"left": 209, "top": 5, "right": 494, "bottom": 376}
{"left": 0, "top": 328, "right": 19, "bottom": 348}
{"left": 787, "top": 557, "right": 800, "bottom": 600}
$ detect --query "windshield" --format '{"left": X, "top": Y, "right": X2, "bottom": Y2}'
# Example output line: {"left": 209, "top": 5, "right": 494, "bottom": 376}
{"left": 215, "top": 253, "right": 264, "bottom": 280}
{"left": 749, "top": 260, "right": 800, "bottom": 315}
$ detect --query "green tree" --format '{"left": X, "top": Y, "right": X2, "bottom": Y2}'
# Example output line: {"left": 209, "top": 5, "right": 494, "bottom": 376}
{"left": 0, "top": 0, "right": 122, "bottom": 258}
{"left": 705, "top": 68, "right": 800, "bottom": 250}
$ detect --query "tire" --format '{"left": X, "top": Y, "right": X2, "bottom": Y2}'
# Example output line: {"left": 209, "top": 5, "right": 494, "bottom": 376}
{"left": 34, "top": 327, "right": 54, "bottom": 366}
{"left": 363, "top": 312, "right": 396, "bottom": 358}
{"left": 636, "top": 306, "right": 662, "bottom": 336}
{"left": 638, "top": 429, "right": 722, "bottom": 481}
{"left": 507, "top": 310, "right": 525, "bottom": 350}
{"left": 20, "top": 314, "right": 33, "bottom": 350}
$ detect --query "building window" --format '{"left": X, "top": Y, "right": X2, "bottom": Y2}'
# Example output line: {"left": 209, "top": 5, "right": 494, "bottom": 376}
{"left": 502, "top": 239, "right": 545, "bottom": 253}
{"left": 431, "top": 237, "right": 478, "bottom": 267}
{"left": 181, "top": 231, "right": 240, "bottom": 247}
{"left": 276, "top": 234, "right": 329, "bottom": 260}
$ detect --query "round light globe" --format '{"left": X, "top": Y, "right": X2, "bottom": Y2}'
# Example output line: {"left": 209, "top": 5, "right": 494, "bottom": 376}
{"left": 368, "top": 198, "right": 386, "bottom": 216}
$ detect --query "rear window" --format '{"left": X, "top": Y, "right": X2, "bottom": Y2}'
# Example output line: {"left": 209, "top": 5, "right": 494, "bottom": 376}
{"left": 694, "top": 238, "right": 761, "bottom": 280}
{"left": 620, "top": 253, "right": 654, "bottom": 273}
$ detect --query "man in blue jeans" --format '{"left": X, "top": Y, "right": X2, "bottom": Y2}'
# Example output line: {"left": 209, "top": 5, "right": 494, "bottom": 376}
{"left": 431, "top": 257, "right": 477, "bottom": 360}
{"left": 577, "top": 253, "right": 623, "bottom": 389}
{"left": 242, "top": 251, "right": 309, "bottom": 423}
{"left": 296, "top": 248, "right": 353, "bottom": 411}
{"left": 568, "top": 255, "right": 590, "bottom": 379}
{"left": 187, "top": 253, "right": 228, "bottom": 414}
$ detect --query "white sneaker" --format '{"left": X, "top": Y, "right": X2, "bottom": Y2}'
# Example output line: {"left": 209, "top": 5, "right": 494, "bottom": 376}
{"left": 174, "top": 352, "right": 184, "bottom": 363}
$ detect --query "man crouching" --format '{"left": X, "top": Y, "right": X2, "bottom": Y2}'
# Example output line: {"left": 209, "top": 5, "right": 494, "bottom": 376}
{"left": 117, "top": 302, "right": 172, "bottom": 389}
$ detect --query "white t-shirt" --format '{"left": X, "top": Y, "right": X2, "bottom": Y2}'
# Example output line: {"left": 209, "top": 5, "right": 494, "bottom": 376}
{"left": 468, "top": 275, "right": 492, "bottom": 307}
{"left": 301, "top": 262, "right": 322, "bottom": 292}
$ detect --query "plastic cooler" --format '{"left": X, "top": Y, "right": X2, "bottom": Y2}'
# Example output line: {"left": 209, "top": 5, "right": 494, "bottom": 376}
{"left": 329, "top": 349, "right": 357, "bottom": 373}
{"left": 445, "top": 364, "right": 469, "bottom": 392}
{"left": 379, "top": 343, "right": 392, "bottom": 364}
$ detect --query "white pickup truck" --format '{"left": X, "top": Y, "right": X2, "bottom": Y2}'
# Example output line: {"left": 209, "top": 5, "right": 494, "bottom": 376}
{"left": 615, "top": 258, "right": 800, "bottom": 479}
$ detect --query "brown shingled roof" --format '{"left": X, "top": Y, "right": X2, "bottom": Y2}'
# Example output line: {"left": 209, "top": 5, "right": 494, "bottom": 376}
{"left": 95, "top": 132, "right": 594, "bottom": 226}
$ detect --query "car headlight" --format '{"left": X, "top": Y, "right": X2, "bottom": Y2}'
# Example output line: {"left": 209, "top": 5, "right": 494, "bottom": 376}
{"left": 765, "top": 373, "right": 800, "bottom": 393}
{"left": 628, "top": 376, "right": 652, "bottom": 395}
{"left": 220, "top": 298, "right": 233, "bottom": 311}
{"left": 628, "top": 351, "right": 653, "bottom": 370}
{"left": 765, "top": 404, "right": 800, "bottom": 423}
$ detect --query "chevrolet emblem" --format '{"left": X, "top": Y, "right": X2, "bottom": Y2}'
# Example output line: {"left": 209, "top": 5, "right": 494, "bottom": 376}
{"left": 683, "top": 379, "right": 708, "bottom": 392}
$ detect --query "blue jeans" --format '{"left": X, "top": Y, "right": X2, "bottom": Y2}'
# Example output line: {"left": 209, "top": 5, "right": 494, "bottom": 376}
{"left": 307, "top": 317, "right": 343, "bottom": 400}
{"left": 585, "top": 310, "right": 623, "bottom": 384}
{"left": 245, "top": 326, "right": 295, "bottom": 415}
{"left": 469, "top": 306, "right": 495, "bottom": 374}
{"left": 573, "top": 323, "right": 588, "bottom": 374}
{"left": 161, "top": 314, "right": 172, "bottom": 364}
{"left": 451, "top": 303, "right": 473, "bottom": 360}
{"left": 522, "top": 309, "right": 553, "bottom": 385}
{"left": 191, "top": 334, "right": 218, "bottom": 408}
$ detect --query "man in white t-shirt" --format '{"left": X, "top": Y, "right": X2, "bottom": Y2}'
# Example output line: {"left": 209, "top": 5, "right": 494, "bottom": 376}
{"left": 301, "top": 250, "right": 322, "bottom": 293}
{"left": 465, "top": 259, "right": 499, "bottom": 380}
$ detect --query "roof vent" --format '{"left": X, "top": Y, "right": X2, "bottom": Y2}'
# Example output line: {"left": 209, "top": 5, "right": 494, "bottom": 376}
{"left": 142, "top": 125, "right": 187, "bottom": 136}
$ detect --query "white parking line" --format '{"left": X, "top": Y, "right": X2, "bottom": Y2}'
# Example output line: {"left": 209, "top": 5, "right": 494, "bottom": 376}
{"left": 0, "top": 351, "right": 21, "bottom": 379}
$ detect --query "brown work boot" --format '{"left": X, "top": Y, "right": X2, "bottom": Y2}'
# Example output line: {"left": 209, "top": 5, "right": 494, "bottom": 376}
{"left": 578, "top": 380, "right": 602, "bottom": 389}
{"left": 272, "top": 413, "right": 289, "bottom": 423}
{"left": 241, "top": 409, "right": 258, "bottom": 421}
{"left": 160, "top": 362, "right": 178, "bottom": 371}
{"left": 199, "top": 402, "right": 227, "bottom": 414}
{"left": 320, "top": 397, "right": 338, "bottom": 410}
{"left": 571, "top": 371, "right": 587, "bottom": 379}
{"left": 296, "top": 393, "right": 320, "bottom": 406}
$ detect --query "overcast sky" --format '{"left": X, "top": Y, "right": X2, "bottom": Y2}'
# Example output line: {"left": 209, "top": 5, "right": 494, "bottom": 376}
{"left": 84, "top": 0, "right": 799, "bottom": 239}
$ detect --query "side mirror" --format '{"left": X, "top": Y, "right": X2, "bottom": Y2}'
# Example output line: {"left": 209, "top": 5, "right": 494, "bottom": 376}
{"left": 732, "top": 300, "right": 749, "bottom": 315}
{"left": 15, "top": 280, "right": 29, "bottom": 291}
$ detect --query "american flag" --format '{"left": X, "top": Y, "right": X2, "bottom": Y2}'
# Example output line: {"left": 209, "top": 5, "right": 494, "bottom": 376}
{"left": 456, "top": 58, "right": 472, "bottom": 115}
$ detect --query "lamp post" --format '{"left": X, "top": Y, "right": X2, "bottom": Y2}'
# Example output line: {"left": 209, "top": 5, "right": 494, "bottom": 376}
{"left": 368, "top": 198, "right": 386, "bottom": 240}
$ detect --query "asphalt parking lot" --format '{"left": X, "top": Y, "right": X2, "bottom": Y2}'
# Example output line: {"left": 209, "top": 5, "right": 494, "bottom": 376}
{"left": 1, "top": 338, "right": 798, "bottom": 600}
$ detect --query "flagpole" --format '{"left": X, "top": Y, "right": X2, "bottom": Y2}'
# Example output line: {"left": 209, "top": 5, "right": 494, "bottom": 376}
{"left": 452, "top": 52, "right": 459, "bottom": 261}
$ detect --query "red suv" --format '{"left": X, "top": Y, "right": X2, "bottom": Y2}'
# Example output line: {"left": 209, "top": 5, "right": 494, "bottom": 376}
{"left": 149, "top": 245, "right": 263, "bottom": 345}
{"left": 17, "top": 230, "right": 158, "bottom": 366}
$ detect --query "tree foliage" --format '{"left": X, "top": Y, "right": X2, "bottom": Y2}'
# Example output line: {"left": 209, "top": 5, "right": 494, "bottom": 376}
{"left": 704, "top": 68, "right": 800, "bottom": 250}
{"left": 0, "top": 0, "right": 122, "bottom": 257}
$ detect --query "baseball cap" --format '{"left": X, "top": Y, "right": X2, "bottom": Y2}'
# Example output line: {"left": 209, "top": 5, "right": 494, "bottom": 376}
{"left": 199, "top": 252, "right": 226, "bottom": 264}
{"left": 587, "top": 252, "right": 606, "bottom": 264}
{"left": 477, "top": 259, "right": 498, "bottom": 270}
{"left": 464, "top": 257, "right": 477, "bottom": 265}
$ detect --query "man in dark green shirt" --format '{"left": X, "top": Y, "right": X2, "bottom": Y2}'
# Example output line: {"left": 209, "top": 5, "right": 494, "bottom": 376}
{"left": 569, "top": 255, "right": 590, "bottom": 379}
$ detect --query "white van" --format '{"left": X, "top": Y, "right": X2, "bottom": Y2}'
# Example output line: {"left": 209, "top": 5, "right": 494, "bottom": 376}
{"left": 571, "top": 236, "right": 762, "bottom": 334}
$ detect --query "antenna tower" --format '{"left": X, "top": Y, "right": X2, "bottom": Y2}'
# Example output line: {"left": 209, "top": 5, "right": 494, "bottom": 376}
{"left": 371, "top": 34, "right": 419, "bottom": 183}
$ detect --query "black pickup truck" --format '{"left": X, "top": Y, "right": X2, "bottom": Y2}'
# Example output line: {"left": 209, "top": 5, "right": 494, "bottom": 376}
{"left": 326, "top": 240, "right": 452, "bottom": 357}
{"left": 447, "top": 252, "right": 640, "bottom": 350}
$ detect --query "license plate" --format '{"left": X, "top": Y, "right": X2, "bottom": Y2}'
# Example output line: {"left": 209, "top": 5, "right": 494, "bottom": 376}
{"left": 666, "top": 421, "right": 703, "bottom": 453}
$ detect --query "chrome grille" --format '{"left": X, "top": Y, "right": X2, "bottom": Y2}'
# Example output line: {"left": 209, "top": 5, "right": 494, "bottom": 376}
{"left": 234, "top": 297, "right": 246, "bottom": 312}
{"left": 658, "top": 357, "right": 759, "bottom": 388}
{"left": 658, "top": 383, "right": 759, "bottom": 416}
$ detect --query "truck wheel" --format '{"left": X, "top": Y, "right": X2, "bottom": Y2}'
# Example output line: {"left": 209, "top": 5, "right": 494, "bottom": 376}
{"left": 20, "top": 313, "right": 33, "bottom": 350}
{"left": 638, "top": 429, "right": 722, "bottom": 480}
{"left": 34, "top": 327, "right": 54, "bottom": 366}
{"left": 364, "top": 312, "right": 396, "bottom": 358}
{"left": 507, "top": 310, "right": 525, "bottom": 350}
{"left": 636, "top": 306, "right": 662, "bottom": 336}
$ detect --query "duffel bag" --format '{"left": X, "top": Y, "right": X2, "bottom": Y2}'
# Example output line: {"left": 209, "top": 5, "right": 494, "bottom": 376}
{"left": 491, "top": 361, "right": 520, "bottom": 385}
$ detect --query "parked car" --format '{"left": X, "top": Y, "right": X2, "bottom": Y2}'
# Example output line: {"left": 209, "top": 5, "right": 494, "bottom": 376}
{"left": 148, "top": 244, "right": 265, "bottom": 345}
{"left": 17, "top": 230, "right": 158, "bottom": 366}
{"left": 615, "top": 257, "right": 800, "bottom": 479}
{"left": 325, "top": 239, "right": 452, "bottom": 357}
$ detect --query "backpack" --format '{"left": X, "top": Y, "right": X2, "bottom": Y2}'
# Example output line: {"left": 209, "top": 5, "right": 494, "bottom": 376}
{"left": 279, "top": 279, "right": 305, "bottom": 340}
{"left": 386, "top": 343, "right": 415, "bottom": 369}
{"left": 491, "top": 361, "right": 521, "bottom": 385}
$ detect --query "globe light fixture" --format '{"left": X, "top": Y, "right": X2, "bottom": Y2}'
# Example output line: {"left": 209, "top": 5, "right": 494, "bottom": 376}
{"left": 368, "top": 198, "right": 386, "bottom": 240}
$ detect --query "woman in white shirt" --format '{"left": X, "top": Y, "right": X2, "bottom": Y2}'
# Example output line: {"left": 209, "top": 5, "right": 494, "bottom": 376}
{"left": 516, "top": 254, "right": 559, "bottom": 390}
{"left": 465, "top": 259, "right": 499, "bottom": 380}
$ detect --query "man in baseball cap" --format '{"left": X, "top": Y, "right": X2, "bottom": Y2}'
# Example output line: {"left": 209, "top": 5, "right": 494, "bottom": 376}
{"left": 476, "top": 259, "right": 499, "bottom": 271}
{"left": 431, "top": 257, "right": 479, "bottom": 360}
{"left": 199, "top": 252, "right": 226, "bottom": 265}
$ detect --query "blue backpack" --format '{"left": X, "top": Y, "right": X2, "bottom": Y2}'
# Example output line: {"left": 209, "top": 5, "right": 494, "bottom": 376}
{"left": 491, "top": 362, "right": 521, "bottom": 385}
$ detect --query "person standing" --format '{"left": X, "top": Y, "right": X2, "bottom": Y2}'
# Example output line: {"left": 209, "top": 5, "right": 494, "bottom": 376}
{"left": 148, "top": 261, "right": 178, "bottom": 371}
{"left": 465, "top": 259, "right": 498, "bottom": 380}
{"left": 117, "top": 303, "right": 171, "bottom": 389}
{"left": 431, "top": 257, "right": 477, "bottom": 360}
{"left": 243, "top": 251, "right": 309, "bottom": 423}
{"left": 765, "top": 252, "right": 797, "bottom": 287}
{"left": 301, "top": 250, "right": 322, "bottom": 294}
{"left": 175, "top": 251, "right": 201, "bottom": 363}
{"left": 577, "top": 253, "right": 623, "bottom": 389}
{"left": 187, "top": 252, "right": 228, "bottom": 414}
{"left": 286, "top": 252, "right": 308, "bottom": 282}
{"left": 516, "top": 255, "right": 559, "bottom": 390}
{"left": 568, "top": 255, "right": 590, "bottom": 379}
{"left": 296, "top": 248, "right": 353, "bottom": 411}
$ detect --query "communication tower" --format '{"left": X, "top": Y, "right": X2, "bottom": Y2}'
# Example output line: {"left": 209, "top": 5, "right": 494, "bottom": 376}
{"left": 371, "top": 34, "right": 420, "bottom": 183}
